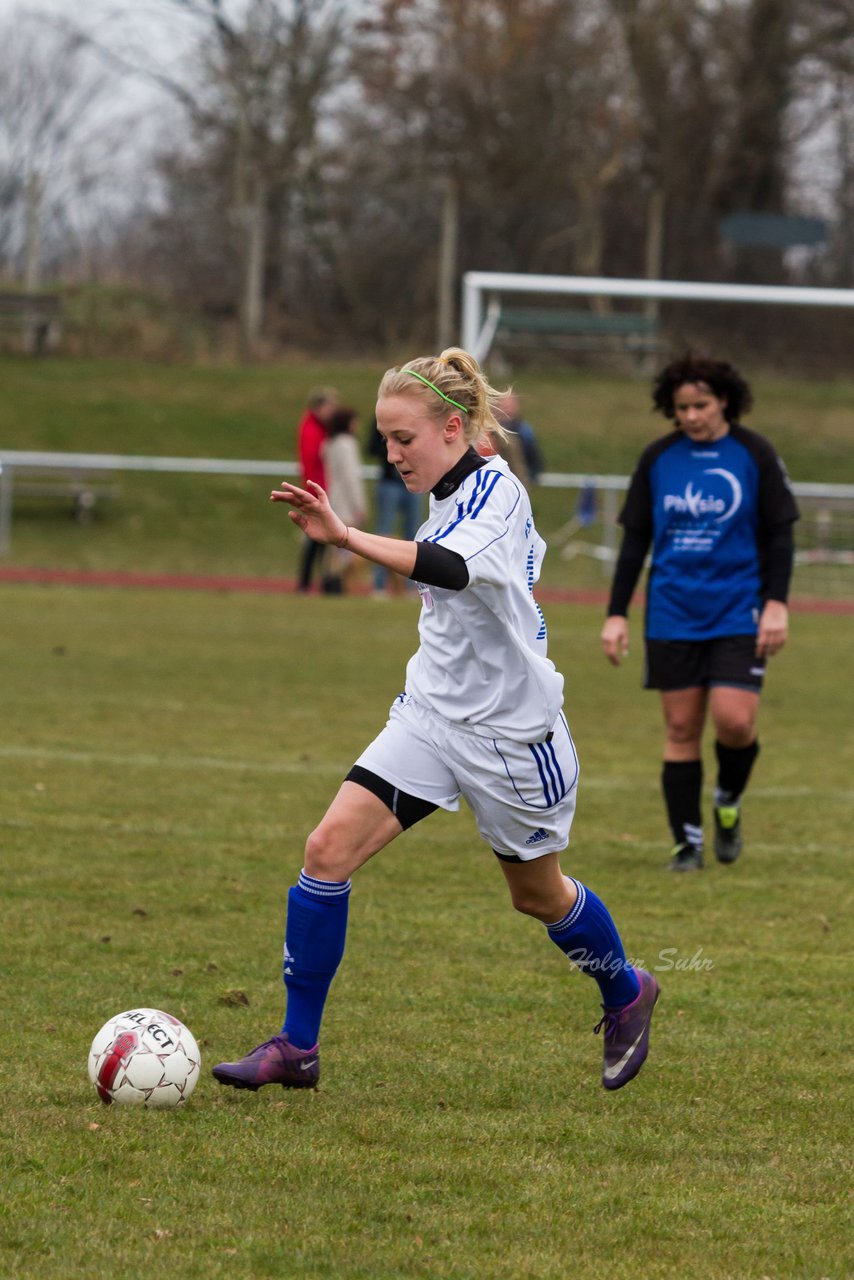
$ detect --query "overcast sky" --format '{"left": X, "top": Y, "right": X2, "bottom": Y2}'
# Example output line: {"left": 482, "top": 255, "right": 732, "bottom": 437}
{"left": 0, "top": 0, "right": 202, "bottom": 239}
{"left": 2, "top": 0, "right": 201, "bottom": 100}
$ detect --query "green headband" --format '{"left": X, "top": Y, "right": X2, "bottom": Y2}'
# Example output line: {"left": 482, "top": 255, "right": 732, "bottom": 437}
{"left": 402, "top": 368, "right": 470, "bottom": 414}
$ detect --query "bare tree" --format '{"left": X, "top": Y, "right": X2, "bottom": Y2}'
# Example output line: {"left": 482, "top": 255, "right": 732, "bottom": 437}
{"left": 54, "top": 0, "right": 348, "bottom": 352}
{"left": 148, "top": 0, "right": 348, "bottom": 354}
{"left": 610, "top": 0, "right": 854, "bottom": 282}
{"left": 788, "top": 0, "right": 854, "bottom": 283}
{"left": 327, "top": 0, "right": 637, "bottom": 344}
{"left": 17, "top": 0, "right": 850, "bottom": 358}
{"left": 0, "top": 14, "right": 130, "bottom": 286}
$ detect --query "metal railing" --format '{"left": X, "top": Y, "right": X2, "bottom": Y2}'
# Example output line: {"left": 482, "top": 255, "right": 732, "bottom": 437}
{"left": 1, "top": 450, "right": 853, "bottom": 590}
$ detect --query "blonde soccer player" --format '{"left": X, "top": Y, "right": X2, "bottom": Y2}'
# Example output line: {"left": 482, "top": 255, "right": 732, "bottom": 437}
{"left": 213, "top": 349, "right": 659, "bottom": 1094}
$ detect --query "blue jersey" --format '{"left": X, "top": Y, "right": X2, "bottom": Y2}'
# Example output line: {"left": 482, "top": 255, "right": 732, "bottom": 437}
{"left": 619, "top": 425, "right": 799, "bottom": 640}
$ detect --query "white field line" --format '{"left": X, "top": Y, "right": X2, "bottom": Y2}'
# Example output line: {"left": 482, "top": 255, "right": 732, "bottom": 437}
{"left": 0, "top": 743, "right": 851, "bottom": 801}
{"left": 0, "top": 813, "right": 847, "bottom": 862}
{"left": 0, "top": 744, "right": 346, "bottom": 775}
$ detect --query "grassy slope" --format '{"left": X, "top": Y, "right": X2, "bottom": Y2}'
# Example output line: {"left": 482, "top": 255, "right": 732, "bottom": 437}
{"left": 1, "top": 587, "right": 851, "bottom": 1279}
{"left": 2, "top": 354, "right": 852, "bottom": 477}
{"left": 1, "top": 355, "right": 853, "bottom": 590}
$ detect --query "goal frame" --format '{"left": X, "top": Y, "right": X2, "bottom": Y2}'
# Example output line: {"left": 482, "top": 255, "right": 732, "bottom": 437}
{"left": 461, "top": 271, "right": 854, "bottom": 364}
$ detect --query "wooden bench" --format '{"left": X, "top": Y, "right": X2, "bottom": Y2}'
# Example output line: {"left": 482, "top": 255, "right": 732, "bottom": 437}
{"left": 9, "top": 466, "right": 119, "bottom": 523}
{"left": 494, "top": 305, "right": 666, "bottom": 372}
{"left": 0, "top": 292, "right": 62, "bottom": 355}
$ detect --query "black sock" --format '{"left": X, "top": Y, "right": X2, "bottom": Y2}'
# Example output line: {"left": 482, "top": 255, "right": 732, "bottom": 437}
{"left": 715, "top": 740, "right": 759, "bottom": 805}
{"left": 661, "top": 759, "right": 703, "bottom": 849}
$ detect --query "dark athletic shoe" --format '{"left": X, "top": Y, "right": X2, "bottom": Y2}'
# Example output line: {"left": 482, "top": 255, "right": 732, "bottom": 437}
{"left": 714, "top": 805, "right": 743, "bottom": 863}
{"left": 595, "top": 968, "right": 660, "bottom": 1091}
{"left": 667, "top": 842, "right": 704, "bottom": 872}
{"left": 212, "top": 1034, "right": 319, "bottom": 1090}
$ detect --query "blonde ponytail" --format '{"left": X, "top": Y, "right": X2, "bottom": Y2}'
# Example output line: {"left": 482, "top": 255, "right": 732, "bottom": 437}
{"left": 378, "top": 347, "right": 511, "bottom": 446}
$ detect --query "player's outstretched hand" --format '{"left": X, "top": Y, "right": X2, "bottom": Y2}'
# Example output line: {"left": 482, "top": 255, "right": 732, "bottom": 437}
{"left": 601, "top": 615, "right": 629, "bottom": 667}
{"left": 271, "top": 479, "right": 348, "bottom": 547}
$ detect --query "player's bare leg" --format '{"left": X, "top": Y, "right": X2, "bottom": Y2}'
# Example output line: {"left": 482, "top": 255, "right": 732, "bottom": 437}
{"left": 708, "top": 686, "right": 758, "bottom": 749}
{"left": 498, "top": 851, "right": 576, "bottom": 922}
{"left": 303, "top": 781, "right": 404, "bottom": 882}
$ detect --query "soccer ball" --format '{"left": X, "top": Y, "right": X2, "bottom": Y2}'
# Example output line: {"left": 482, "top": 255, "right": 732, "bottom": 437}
{"left": 88, "top": 1008, "right": 201, "bottom": 1108}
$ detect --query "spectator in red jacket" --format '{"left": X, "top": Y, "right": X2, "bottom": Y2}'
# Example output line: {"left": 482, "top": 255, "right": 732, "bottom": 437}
{"left": 297, "top": 387, "right": 339, "bottom": 592}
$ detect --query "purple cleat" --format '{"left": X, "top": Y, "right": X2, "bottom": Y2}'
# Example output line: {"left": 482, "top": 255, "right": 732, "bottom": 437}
{"left": 594, "top": 968, "right": 660, "bottom": 1091}
{"left": 212, "top": 1033, "right": 320, "bottom": 1091}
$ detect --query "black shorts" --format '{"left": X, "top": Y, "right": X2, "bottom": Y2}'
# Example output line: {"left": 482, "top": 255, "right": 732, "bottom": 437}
{"left": 644, "top": 635, "right": 765, "bottom": 693}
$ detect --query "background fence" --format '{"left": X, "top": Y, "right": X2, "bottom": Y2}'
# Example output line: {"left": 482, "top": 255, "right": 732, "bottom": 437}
{"left": 1, "top": 450, "right": 852, "bottom": 600}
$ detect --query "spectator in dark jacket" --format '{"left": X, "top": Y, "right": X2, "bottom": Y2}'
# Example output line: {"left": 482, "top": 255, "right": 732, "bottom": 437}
{"left": 496, "top": 392, "right": 545, "bottom": 485}
{"left": 367, "top": 415, "right": 424, "bottom": 596}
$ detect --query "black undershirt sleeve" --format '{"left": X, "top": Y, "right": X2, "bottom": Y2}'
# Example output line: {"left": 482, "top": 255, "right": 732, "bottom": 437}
{"left": 411, "top": 541, "right": 470, "bottom": 591}
{"left": 761, "top": 521, "right": 795, "bottom": 603}
{"left": 607, "top": 527, "right": 650, "bottom": 616}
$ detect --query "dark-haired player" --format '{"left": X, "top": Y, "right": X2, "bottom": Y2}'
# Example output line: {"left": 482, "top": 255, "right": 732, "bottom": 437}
{"left": 602, "top": 354, "right": 799, "bottom": 871}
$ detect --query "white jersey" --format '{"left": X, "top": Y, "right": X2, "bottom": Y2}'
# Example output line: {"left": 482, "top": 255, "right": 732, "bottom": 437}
{"left": 404, "top": 454, "right": 564, "bottom": 742}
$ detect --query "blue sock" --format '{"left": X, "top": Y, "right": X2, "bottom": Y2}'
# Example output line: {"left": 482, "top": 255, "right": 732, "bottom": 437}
{"left": 282, "top": 871, "right": 350, "bottom": 1049}
{"left": 547, "top": 879, "right": 641, "bottom": 1009}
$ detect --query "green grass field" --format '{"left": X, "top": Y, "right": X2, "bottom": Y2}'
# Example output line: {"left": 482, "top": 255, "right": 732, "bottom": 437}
{"left": 1, "top": 355, "right": 853, "bottom": 598}
{"left": 2, "top": 584, "right": 851, "bottom": 1279}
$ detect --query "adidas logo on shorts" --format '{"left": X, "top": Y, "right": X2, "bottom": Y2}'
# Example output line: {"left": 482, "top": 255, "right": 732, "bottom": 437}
{"left": 525, "top": 828, "right": 550, "bottom": 846}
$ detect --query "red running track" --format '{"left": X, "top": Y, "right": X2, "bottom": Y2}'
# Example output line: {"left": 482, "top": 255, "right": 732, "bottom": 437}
{"left": 1, "top": 564, "right": 852, "bottom": 613}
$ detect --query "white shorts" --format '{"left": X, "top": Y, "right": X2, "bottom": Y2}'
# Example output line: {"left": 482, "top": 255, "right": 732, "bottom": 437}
{"left": 353, "top": 694, "right": 579, "bottom": 861}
